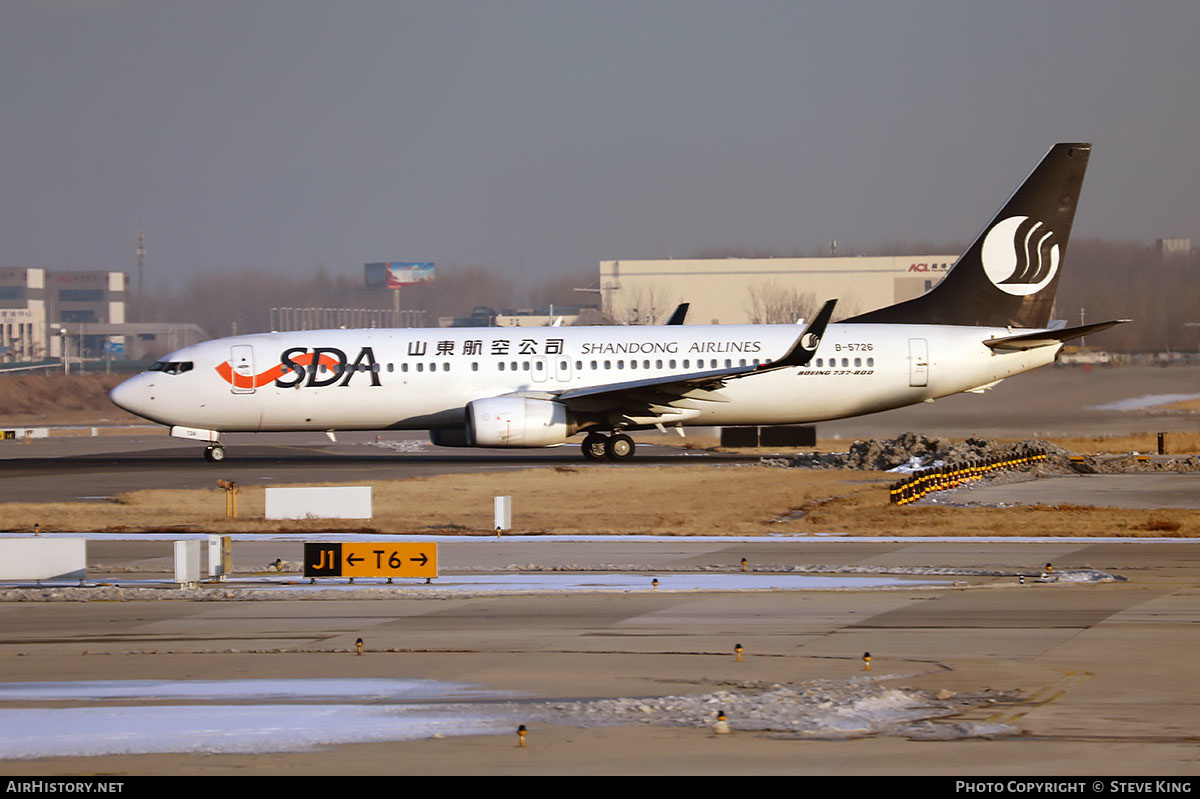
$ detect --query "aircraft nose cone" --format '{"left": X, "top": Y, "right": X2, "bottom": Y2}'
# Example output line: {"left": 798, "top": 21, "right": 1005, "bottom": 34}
{"left": 109, "top": 375, "right": 146, "bottom": 416}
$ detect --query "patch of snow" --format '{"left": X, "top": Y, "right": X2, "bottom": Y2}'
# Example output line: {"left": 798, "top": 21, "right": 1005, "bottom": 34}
{"left": 0, "top": 705, "right": 508, "bottom": 758}
{"left": 1088, "top": 393, "right": 1200, "bottom": 411}
{"left": 0, "top": 676, "right": 1020, "bottom": 758}
{"left": 0, "top": 678, "right": 510, "bottom": 702}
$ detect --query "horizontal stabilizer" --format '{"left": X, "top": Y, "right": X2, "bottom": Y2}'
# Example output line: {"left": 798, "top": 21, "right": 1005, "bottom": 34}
{"left": 984, "top": 319, "right": 1131, "bottom": 351}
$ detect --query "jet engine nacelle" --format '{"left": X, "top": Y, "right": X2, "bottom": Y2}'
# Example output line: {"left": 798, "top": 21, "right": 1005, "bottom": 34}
{"left": 467, "top": 397, "right": 574, "bottom": 447}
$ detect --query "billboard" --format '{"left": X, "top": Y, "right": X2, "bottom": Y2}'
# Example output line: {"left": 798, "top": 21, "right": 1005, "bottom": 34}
{"left": 365, "top": 262, "right": 435, "bottom": 289}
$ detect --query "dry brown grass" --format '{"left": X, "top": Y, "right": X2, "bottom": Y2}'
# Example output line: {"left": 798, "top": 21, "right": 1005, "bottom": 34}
{"left": 1039, "top": 433, "right": 1200, "bottom": 455}
{"left": 3, "top": 465, "right": 1197, "bottom": 538}
{"left": 0, "top": 372, "right": 140, "bottom": 425}
{"left": 1161, "top": 398, "right": 1200, "bottom": 413}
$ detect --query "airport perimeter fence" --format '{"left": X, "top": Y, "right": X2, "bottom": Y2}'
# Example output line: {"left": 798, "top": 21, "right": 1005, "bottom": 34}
{"left": 889, "top": 449, "right": 1048, "bottom": 506}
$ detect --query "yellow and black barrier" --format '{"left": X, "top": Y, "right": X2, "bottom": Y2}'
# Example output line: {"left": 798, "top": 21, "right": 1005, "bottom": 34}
{"left": 889, "top": 448, "right": 1048, "bottom": 505}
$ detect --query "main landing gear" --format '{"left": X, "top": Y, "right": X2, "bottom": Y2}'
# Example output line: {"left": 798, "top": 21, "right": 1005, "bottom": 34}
{"left": 581, "top": 431, "right": 636, "bottom": 461}
{"left": 203, "top": 443, "right": 226, "bottom": 462}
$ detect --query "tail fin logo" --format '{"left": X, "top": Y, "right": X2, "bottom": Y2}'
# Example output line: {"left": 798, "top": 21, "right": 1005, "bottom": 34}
{"left": 981, "top": 215, "right": 1060, "bottom": 296}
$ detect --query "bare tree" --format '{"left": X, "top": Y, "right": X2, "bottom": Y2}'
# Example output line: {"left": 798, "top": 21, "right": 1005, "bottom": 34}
{"left": 744, "top": 282, "right": 817, "bottom": 324}
{"left": 611, "top": 282, "right": 677, "bottom": 325}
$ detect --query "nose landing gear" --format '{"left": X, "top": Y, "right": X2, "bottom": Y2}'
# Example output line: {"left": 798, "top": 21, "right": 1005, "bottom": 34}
{"left": 203, "top": 444, "right": 226, "bottom": 462}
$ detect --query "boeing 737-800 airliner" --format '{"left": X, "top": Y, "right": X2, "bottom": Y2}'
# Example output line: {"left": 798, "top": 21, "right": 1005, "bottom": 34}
{"left": 110, "top": 143, "right": 1127, "bottom": 462}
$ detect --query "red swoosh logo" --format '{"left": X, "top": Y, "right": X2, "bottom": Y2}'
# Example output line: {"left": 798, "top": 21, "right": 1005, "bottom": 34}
{"left": 215, "top": 352, "right": 340, "bottom": 389}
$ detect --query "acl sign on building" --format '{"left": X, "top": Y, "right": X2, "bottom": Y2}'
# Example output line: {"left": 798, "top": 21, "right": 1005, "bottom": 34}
{"left": 599, "top": 255, "right": 956, "bottom": 326}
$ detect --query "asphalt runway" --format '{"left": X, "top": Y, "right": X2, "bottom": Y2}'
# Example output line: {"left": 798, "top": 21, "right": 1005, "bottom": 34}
{"left": 944, "top": 473, "right": 1200, "bottom": 509}
{"left": 0, "top": 432, "right": 751, "bottom": 503}
{"left": 819, "top": 363, "right": 1200, "bottom": 439}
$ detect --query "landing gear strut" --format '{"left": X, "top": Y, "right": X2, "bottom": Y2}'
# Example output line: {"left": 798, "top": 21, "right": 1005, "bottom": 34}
{"left": 203, "top": 444, "right": 226, "bottom": 462}
{"left": 580, "top": 432, "right": 636, "bottom": 461}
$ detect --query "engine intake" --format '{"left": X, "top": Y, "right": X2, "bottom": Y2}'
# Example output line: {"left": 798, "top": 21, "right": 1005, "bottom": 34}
{"left": 467, "top": 397, "right": 574, "bottom": 447}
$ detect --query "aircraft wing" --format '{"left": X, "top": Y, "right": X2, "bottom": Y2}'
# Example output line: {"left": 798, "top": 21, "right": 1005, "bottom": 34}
{"left": 983, "top": 319, "right": 1131, "bottom": 351}
{"left": 549, "top": 300, "right": 836, "bottom": 415}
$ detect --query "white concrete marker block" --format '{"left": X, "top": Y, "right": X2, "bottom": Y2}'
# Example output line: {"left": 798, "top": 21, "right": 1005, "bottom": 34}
{"left": 208, "top": 535, "right": 231, "bottom": 579}
{"left": 0, "top": 538, "right": 86, "bottom": 582}
{"left": 494, "top": 496, "right": 512, "bottom": 531}
{"left": 174, "top": 540, "right": 201, "bottom": 585}
{"left": 264, "top": 486, "right": 372, "bottom": 520}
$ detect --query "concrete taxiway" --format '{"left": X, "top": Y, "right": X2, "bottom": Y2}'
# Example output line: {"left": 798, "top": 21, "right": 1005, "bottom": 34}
{"left": 1, "top": 538, "right": 1199, "bottom": 774}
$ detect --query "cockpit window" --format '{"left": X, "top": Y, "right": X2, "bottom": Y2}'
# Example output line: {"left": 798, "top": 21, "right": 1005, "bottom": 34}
{"left": 148, "top": 361, "right": 193, "bottom": 375}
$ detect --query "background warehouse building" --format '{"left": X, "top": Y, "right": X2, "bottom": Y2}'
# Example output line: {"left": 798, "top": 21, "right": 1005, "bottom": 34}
{"left": 599, "top": 255, "right": 958, "bottom": 325}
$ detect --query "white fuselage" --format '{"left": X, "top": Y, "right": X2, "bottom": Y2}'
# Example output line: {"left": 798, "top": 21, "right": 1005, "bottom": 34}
{"left": 109, "top": 322, "right": 1059, "bottom": 436}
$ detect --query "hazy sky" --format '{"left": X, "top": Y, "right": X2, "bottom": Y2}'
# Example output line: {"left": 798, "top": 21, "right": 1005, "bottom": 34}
{"left": 2, "top": 1, "right": 1197, "bottom": 288}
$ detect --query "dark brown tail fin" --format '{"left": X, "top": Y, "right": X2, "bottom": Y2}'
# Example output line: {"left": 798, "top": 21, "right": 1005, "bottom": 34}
{"left": 845, "top": 143, "right": 1090, "bottom": 328}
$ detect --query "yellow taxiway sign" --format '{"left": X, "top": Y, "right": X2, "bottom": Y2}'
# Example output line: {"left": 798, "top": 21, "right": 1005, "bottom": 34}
{"left": 304, "top": 542, "right": 437, "bottom": 579}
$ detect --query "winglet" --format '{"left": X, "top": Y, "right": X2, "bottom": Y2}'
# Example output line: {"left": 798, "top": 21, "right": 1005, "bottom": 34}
{"left": 665, "top": 303, "right": 690, "bottom": 326}
{"left": 760, "top": 299, "right": 837, "bottom": 370}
